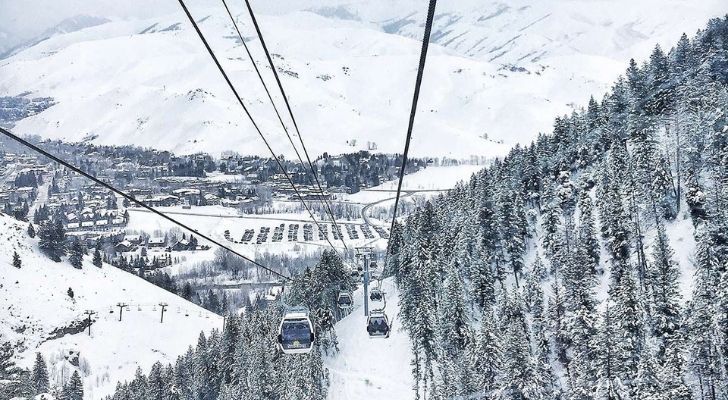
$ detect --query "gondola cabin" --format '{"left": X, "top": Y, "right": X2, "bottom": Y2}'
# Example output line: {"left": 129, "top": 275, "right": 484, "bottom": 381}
{"left": 337, "top": 292, "right": 353, "bottom": 309}
{"left": 277, "top": 308, "right": 315, "bottom": 354}
{"left": 366, "top": 311, "right": 390, "bottom": 338}
{"left": 369, "top": 288, "right": 383, "bottom": 302}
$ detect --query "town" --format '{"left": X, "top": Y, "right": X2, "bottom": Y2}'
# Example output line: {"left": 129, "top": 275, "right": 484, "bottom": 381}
{"left": 0, "top": 136, "right": 431, "bottom": 275}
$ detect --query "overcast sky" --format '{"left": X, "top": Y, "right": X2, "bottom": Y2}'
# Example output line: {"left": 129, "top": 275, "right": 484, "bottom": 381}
{"left": 0, "top": 0, "right": 313, "bottom": 47}
{"left": 0, "top": 0, "right": 335, "bottom": 50}
{"left": 0, "top": 1, "right": 175, "bottom": 40}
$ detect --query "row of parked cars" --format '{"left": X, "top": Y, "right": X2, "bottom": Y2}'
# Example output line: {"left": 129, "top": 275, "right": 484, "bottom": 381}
{"left": 226, "top": 223, "right": 389, "bottom": 244}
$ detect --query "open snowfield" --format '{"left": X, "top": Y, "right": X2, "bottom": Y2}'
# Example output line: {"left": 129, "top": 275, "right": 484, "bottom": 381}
{"left": 346, "top": 164, "right": 482, "bottom": 204}
{"left": 326, "top": 278, "right": 413, "bottom": 400}
{"left": 0, "top": 214, "right": 221, "bottom": 399}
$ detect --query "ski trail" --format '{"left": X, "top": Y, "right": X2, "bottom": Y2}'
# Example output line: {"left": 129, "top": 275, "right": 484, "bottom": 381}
{"left": 325, "top": 278, "right": 414, "bottom": 400}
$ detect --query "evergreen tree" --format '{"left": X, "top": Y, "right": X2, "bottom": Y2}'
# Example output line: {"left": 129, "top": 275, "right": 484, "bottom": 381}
{"left": 27, "top": 222, "right": 35, "bottom": 238}
{"left": 12, "top": 251, "right": 21, "bottom": 269}
{"left": 93, "top": 248, "right": 103, "bottom": 268}
{"left": 467, "top": 311, "right": 501, "bottom": 396}
{"left": 499, "top": 293, "right": 547, "bottom": 400}
{"left": 594, "top": 302, "right": 629, "bottom": 400}
{"left": 38, "top": 219, "right": 64, "bottom": 262}
{"left": 65, "top": 370, "right": 84, "bottom": 400}
{"left": 612, "top": 271, "right": 644, "bottom": 390}
{"left": 647, "top": 222, "right": 682, "bottom": 354}
{"left": 31, "top": 352, "right": 49, "bottom": 394}
{"left": 68, "top": 240, "right": 83, "bottom": 269}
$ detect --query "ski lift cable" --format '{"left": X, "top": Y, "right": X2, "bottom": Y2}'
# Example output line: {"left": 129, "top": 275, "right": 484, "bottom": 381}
{"left": 220, "top": 0, "right": 349, "bottom": 253}
{"left": 240, "top": 0, "right": 349, "bottom": 251}
{"left": 176, "top": 0, "right": 344, "bottom": 259}
{"left": 385, "top": 0, "right": 438, "bottom": 263}
{"left": 0, "top": 127, "right": 292, "bottom": 282}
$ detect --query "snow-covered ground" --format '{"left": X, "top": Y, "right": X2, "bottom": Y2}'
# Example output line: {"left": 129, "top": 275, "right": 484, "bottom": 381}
{"left": 0, "top": 214, "right": 221, "bottom": 399}
{"left": 346, "top": 164, "right": 482, "bottom": 204}
{"left": 326, "top": 278, "right": 413, "bottom": 400}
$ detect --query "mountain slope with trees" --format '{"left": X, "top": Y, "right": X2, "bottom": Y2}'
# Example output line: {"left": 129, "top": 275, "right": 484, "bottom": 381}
{"left": 386, "top": 15, "right": 728, "bottom": 400}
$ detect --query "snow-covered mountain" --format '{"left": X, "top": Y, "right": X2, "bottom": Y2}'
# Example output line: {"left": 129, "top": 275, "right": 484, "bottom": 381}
{"left": 0, "top": 214, "right": 221, "bottom": 399}
{"left": 0, "top": 1, "right": 724, "bottom": 159}
{"left": 0, "top": 15, "right": 111, "bottom": 59}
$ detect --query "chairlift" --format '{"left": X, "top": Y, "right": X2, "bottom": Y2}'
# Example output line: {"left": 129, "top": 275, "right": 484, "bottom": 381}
{"left": 277, "top": 307, "right": 315, "bottom": 355}
{"left": 366, "top": 311, "right": 390, "bottom": 338}
{"left": 337, "top": 292, "right": 353, "bottom": 309}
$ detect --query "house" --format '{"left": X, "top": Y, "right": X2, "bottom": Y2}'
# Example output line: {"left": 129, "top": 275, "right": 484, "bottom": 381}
{"left": 172, "top": 188, "right": 201, "bottom": 206}
{"left": 124, "top": 234, "right": 142, "bottom": 245}
{"left": 146, "top": 195, "right": 178, "bottom": 207}
{"left": 147, "top": 237, "right": 166, "bottom": 248}
{"left": 171, "top": 239, "right": 191, "bottom": 252}
{"left": 115, "top": 240, "right": 136, "bottom": 253}
{"left": 203, "top": 193, "right": 221, "bottom": 206}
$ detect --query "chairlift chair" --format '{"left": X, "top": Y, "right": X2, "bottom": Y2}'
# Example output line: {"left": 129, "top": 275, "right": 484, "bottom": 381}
{"left": 337, "top": 292, "right": 353, "bottom": 309}
{"left": 366, "top": 311, "right": 390, "bottom": 338}
{"left": 277, "top": 307, "right": 315, "bottom": 355}
{"left": 369, "top": 288, "right": 383, "bottom": 302}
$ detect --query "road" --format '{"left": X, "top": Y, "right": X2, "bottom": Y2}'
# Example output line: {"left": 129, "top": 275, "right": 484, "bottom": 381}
{"left": 360, "top": 191, "right": 418, "bottom": 226}
{"left": 194, "top": 281, "right": 281, "bottom": 290}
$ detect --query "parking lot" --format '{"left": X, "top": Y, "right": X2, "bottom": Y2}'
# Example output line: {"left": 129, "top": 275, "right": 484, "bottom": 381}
{"left": 224, "top": 222, "right": 387, "bottom": 245}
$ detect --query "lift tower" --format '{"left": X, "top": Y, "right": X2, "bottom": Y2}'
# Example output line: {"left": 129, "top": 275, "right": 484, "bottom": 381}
{"left": 356, "top": 246, "right": 374, "bottom": 316}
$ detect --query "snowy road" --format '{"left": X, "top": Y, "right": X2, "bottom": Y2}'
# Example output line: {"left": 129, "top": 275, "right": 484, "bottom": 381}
{"left": 326, "top": 278, "right": 414, "bottom": 400}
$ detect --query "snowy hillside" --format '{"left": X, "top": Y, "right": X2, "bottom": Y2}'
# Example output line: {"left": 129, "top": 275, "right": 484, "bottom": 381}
{"left": 0, "top": 214, "right": 221, "bottom": 399}
{"left": 0, "top": 1, "right": 725, "bottom": 158}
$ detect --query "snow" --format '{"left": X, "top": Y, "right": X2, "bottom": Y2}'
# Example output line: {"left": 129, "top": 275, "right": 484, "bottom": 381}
{"left": 1, "top": 1, "right": 724, "bottom": 159}
{"left": 661, "top": 212, "right": 697, "bottom": 301}
{"left": 0, "top": 214, "right": 221, "bottom": 399}
{"left": 325, "top": 278, "right": 413, "bottom": 400}
{"left": 346, "top": 164, "right": 482, "bottom": 204}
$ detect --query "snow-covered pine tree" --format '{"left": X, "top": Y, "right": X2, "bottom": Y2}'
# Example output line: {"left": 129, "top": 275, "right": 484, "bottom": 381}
{"left": 68, "top": 240, "right": 83, "bottom": 269}
{"left": 12, "top": 251, "right": 21, "bottom": 269}
{"left": 31, "top": 352, "right": 49, "bottom": 394}
{"left": 466, "top": 310, "right": 501, "bottom": 397}
{"left": 647, "top": 222, "right": 682, "bottom": 356}
{"left": 65, "top": 370, "right": 84, "bottom": 400}
{"left": 93, "top": 247, "right": 103, "bottom": 268}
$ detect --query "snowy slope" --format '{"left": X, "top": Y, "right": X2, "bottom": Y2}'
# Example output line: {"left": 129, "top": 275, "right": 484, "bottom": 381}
{"left": 267, "top": 0, "right": 726, "bottom": 64}
{"left": 325, "top": 278, "right": 413, "bottom": 400}
{"left": 0, "top": 214, "right": 222, "bottom": 399}
{"left": 0, "top": 1, "right": 725, "bottom": 158}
